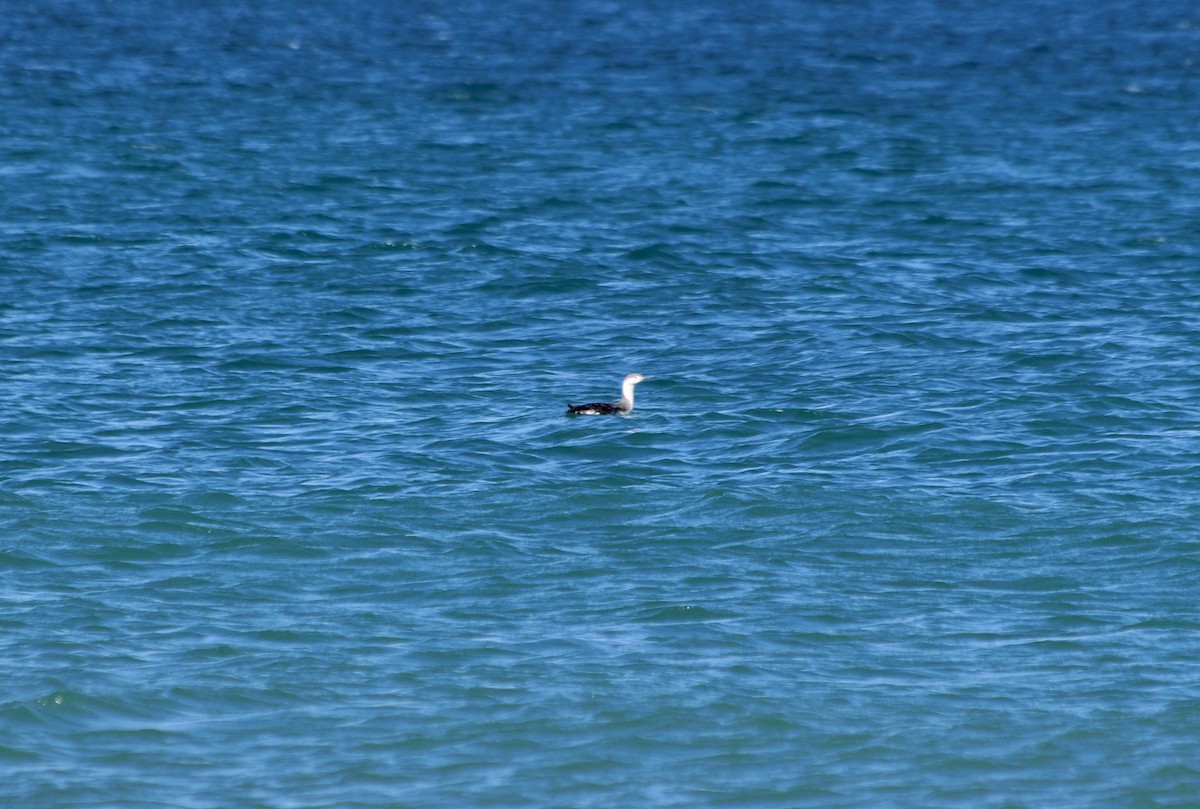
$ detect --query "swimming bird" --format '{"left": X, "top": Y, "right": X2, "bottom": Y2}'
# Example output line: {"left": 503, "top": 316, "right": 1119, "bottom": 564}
{"left": 566, "top": 373, "right": 648, "bottom": 415}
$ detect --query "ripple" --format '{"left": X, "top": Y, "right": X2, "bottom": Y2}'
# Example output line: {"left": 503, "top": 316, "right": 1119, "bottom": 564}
{"left": 3, "top": 0, "right": 1200, "bottom": 806}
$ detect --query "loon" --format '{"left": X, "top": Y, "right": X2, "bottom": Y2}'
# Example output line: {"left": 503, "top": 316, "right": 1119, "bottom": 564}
{"left": 566, "top": 373, "right": 648, "bottom": 415}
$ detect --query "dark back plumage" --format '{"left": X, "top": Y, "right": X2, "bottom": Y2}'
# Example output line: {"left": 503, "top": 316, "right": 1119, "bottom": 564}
{"left": 566, "top": 401, "right": 625, "bottom": 415}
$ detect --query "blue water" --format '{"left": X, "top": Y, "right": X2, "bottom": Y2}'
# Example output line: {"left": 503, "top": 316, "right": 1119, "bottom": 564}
{"left": 4, "top": 1, "right": 1200, "bottom": 806}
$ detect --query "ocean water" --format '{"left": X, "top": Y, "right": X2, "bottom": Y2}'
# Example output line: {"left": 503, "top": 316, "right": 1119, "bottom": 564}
{"left": 3, "top": 0, "right": 1200, "bottom": 806}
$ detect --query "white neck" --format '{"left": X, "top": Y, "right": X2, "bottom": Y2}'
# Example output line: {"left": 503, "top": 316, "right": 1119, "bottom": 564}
{"left": 619, "top": 379, "right": 637, "bottom": 408}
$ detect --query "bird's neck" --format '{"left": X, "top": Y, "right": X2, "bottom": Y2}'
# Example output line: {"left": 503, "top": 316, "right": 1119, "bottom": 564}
{"left": 619, "top": 381, "right": 636, "bottom": 407}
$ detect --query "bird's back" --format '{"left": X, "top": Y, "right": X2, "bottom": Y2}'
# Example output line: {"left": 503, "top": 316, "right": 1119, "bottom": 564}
{"left": 566, "top": 401, "right": 626, "bottom": 415}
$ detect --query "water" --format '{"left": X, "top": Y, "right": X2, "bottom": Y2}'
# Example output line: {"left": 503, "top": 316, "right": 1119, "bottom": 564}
{"left": 3, "top": 1, "right": 1200, "bottom": 806}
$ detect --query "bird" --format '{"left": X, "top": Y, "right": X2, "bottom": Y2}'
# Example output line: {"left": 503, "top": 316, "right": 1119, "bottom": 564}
{"left": 566, "top": 373, "right": 648, "bottom": 415}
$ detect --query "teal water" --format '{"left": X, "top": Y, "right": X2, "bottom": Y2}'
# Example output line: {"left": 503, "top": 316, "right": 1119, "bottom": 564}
{"left": 3, "top": 1, "right": 1200, "bottom": 806}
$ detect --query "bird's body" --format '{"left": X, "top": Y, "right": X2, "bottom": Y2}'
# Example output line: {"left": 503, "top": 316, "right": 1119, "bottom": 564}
{"left": 565, "top": 400, "right": 627, "bottom": 416}
{"left": 566, "top": 373, "right": 648, "bottom": 416}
